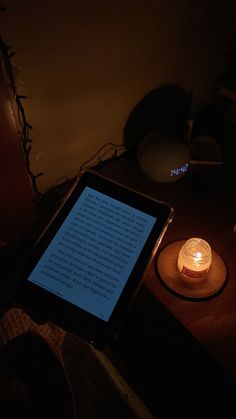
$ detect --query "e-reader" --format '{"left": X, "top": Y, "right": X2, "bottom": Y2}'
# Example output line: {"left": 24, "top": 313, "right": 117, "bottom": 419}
{"left": 16, "top": 170, "right": 174, "bottom": 349}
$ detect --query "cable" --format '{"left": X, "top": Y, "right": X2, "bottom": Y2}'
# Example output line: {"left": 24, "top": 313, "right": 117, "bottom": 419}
{"left": 79, "top": 142, "right": 127, "bottom": 175}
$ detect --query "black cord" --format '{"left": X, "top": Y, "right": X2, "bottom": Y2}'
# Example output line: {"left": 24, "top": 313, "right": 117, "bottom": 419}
{"left": 79, "top": 142, "right": 126, "bottom": 174}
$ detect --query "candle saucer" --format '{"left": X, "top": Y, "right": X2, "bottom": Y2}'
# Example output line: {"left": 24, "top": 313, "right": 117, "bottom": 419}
{"left": 156, "top": 240, "right": 227, "bottom": 299}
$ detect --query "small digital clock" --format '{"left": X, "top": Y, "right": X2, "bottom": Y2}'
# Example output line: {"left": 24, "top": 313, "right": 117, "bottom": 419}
{"left": 137, "top": 131, "right": 191, "bottom": 183}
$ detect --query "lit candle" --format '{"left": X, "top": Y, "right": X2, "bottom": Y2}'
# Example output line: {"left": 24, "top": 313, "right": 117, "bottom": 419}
{"left": 177, "top": 238, "right": 212, "bottom": 282}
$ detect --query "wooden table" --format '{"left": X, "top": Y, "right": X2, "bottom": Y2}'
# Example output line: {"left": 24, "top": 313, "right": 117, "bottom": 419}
{"left": 95, "top": 152, "right": 236, "bottom": 418}
{"left": 2, "top": 151, "right": 235, "bottom": 418}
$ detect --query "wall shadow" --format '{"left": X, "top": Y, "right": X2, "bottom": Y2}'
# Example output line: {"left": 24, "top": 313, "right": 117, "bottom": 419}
{"left": 123, "top": 84, "right": 192, "bottom": 152}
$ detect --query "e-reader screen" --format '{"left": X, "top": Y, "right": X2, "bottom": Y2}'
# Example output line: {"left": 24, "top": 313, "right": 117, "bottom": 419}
{"left": 27, "top": 187, "right": 156, "bottom": 321}
{"left": 17, "top": 171, "right": 174, "bottom": 348}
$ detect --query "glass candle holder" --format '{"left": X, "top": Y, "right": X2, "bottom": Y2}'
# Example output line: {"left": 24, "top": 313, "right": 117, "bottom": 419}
{"left": 177, "top": 238, "right": 212, "bottom": 282}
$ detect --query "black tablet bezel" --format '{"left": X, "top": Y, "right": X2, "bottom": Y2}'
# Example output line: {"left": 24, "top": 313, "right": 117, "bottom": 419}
{"left": 16, "top": 170, "right": 174, "bottom": 349}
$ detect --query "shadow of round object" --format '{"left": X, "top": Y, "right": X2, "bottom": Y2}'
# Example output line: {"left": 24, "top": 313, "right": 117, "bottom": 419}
{"left": 123, "top": 84, "right": 192, "bottom": 151}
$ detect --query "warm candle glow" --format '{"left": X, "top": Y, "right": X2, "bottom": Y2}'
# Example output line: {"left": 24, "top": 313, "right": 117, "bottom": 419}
{"left": 177, "top": 238, "right": 212, "bottom": 281}
{"left": 194, "top": 251, "right": 202, "bottom": 261}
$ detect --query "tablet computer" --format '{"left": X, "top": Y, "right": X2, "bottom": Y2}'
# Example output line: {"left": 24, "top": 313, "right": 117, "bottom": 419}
{"left": 16, "top": 170, "right": 174, "bottom": 349}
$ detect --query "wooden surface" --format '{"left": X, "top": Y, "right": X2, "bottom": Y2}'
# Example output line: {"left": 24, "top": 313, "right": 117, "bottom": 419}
{"left": 2, "top": 150, "right": 235, "bottom": 418}
{"left": 2, "top": 147, "right": 234, "bottom": 417}
{"left": 96, "top": 153, "right": 236, "bottom": 385}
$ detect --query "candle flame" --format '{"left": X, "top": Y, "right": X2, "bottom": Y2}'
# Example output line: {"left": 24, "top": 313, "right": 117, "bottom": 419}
{"left": 193, "top": 251, "right": 202, "bottom": 264}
